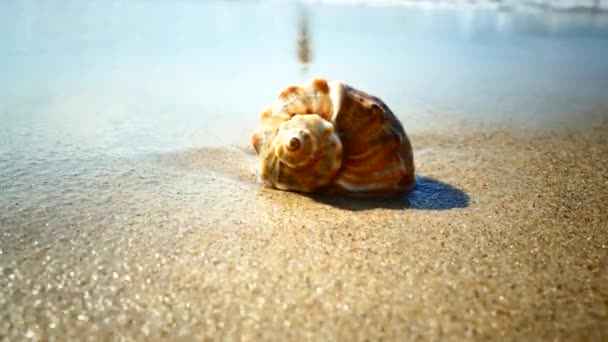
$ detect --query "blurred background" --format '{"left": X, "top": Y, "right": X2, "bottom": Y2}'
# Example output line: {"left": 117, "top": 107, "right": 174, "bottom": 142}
{"left": 1, "top": 0, "right": 608, "bottom": 153}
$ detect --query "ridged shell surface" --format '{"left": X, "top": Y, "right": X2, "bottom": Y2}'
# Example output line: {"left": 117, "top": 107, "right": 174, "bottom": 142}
{"left": 251, "top": 78, "right": 415, "bottom": 195}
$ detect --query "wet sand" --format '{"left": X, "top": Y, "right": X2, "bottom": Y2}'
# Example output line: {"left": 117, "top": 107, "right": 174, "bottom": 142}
{"left": 1, "top": 124, "right": 607, "bottom": 340}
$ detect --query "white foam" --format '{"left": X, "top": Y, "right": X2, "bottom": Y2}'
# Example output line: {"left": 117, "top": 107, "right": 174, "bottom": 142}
{"left": 265, "top": 0, "right": 608, "bottom": 12}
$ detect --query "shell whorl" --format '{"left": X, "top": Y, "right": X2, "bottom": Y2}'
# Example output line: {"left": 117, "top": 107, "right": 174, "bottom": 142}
{"left": 263, "top": 114, "right": 342, "bottom": 193}
{"left": 274, "top": 120, "right": 320, "bottom": 169}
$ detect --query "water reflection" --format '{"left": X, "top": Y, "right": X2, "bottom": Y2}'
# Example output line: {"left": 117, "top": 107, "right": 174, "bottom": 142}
{"left": 296, "top": 7, "right": 312, "bottom": 73}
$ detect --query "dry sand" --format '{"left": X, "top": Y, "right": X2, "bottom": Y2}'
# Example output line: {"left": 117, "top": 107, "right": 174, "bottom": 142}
{"left": 1, "top": 124, "right": 607, "bottom": 340}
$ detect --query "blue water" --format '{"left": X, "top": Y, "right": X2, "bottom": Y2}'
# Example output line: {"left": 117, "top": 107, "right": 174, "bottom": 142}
{"left": 1, "top": 0, "right": 608, "bottom": 154}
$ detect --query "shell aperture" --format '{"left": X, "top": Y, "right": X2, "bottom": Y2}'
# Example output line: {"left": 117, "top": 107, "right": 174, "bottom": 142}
{"left": 251, "top": 78, "right": 415, "bottom": 195}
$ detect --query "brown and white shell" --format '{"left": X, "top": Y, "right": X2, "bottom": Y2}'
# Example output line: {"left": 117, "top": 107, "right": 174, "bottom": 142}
{"left": 251, "top": 78, "right": 415, "bottom": 195}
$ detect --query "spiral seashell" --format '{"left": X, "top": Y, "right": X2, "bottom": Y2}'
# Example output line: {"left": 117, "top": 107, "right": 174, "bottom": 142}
{"left": 251, "top": 78, "right": 415, "bottom": 195}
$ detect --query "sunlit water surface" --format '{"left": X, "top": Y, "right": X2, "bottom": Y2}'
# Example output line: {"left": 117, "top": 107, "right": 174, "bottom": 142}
{"left": 2, "top": 1, "right": 608, "bottom": 153}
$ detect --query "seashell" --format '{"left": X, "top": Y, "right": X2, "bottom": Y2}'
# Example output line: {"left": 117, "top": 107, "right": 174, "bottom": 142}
{"left": 251, "top": 78, "right": 415, "bottom": 195}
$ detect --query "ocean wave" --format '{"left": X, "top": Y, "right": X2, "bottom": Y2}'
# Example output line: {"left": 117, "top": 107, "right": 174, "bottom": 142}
{"left": 266, "top": 0, "right": 608, "bottom": 12}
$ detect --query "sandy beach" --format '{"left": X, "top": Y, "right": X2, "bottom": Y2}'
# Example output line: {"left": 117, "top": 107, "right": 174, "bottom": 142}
{"left": 2, "top": 123, "right": 607, "bottom": 340}
{"left": 2, "top": 0, "right": 608, "bottom": 340}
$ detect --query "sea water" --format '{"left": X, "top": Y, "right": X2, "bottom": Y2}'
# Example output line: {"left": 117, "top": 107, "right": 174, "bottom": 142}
{"left": 1, "top": 0, "right": 608, "bottom": 154}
